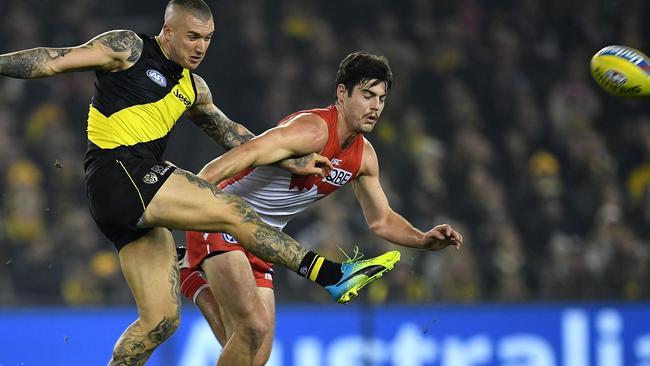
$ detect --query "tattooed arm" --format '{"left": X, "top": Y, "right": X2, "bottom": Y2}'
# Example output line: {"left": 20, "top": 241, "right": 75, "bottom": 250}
{"left": 0, "top": 30, "right": 143, "bottom": 78}
{"left": 185, "top": 74, "right": 255, "bottom": 150}
{"left": 187, "top": 74, "right": 333, "bottom": 184}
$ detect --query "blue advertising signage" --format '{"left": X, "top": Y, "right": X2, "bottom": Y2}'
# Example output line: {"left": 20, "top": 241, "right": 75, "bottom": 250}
{"left": 0, "top": 303, "right": 648, "bottom": 366}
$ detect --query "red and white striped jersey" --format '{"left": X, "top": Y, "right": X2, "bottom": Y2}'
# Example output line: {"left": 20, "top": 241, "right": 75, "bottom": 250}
{"left": 217, "top": 105, "right": 365, "bottom": 229}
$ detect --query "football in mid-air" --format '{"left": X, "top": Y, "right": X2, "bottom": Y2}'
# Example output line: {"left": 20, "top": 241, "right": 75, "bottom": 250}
{"left": 590, "top": 45, "right": 650, "bottom": 97}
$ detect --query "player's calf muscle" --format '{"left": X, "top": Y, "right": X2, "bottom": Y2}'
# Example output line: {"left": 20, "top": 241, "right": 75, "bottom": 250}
{"left": 147, "top": 316, "right": 179, "bottom": 343}
{"left": 244, "top": 222, "right": 307, "bottom": 271}
{"left": 217, "top": 192, "right": 260, "bottom": 224}
{"left": 110, "top": 316, "right": 178, "bottom": 365}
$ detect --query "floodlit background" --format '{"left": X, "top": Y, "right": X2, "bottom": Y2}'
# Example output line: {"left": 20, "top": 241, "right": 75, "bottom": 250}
{"left": 0, "top": 0, "right": 648, "bottom": 365}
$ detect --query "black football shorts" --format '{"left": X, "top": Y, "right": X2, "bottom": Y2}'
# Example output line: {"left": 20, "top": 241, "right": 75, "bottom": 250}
{"left": 85, "top": 152, "right": 176, "bottom": 250}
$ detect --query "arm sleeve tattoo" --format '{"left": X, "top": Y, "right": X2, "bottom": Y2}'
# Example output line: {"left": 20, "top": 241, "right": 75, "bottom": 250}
{"left": 186, "top": 74, "right": 255, "bottom": 150}
{"left": 0, "top": 29, "right": 142, "bottom": 78}
{"left": 0, "top": 48, "right": 70, "bottom": 78}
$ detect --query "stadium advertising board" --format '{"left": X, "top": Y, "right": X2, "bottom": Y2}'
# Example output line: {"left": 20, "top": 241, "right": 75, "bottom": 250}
{"left": 0, "top": 303, "right": 648, "bottom": 366}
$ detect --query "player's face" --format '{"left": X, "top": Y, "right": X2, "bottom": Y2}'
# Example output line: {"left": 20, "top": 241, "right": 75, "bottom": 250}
{"left": 341, "top": 79, "right": 387, "bottom": 133}
{"left": 168, "top": 13, "right": 214, "bottom": 70}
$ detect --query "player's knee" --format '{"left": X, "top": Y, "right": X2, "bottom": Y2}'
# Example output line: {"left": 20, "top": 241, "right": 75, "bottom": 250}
{"left": 219, "top": 193, "right": 262, "bottom": 225}
{"left": 152, "top": 314, "right": 180, "bottom": 344}
{"left": 139, "top": 307, "right": 181, "bottom": 343}
{"left": 245, "top": 322, "right": 268, "bottom": 351}
{"left": 239, "top": 312, "right": 270, "bottom": 349}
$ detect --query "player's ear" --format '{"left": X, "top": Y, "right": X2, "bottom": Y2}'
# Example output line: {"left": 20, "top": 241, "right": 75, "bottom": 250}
{"left": 162, "top": 23, "right": 173, "bottom": 39}
{"left": 336, "top": 84, "right": 347, "bottom": 103}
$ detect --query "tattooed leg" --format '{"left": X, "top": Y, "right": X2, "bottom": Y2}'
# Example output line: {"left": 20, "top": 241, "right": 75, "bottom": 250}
{"left": 108, "top": 317, "right": 178, "bottom": 366}
{"left": 112, "top": 227, "right": 180, "bottom": 365}
{"left": 172, "top": 169, "right": 308, "bottom": 271}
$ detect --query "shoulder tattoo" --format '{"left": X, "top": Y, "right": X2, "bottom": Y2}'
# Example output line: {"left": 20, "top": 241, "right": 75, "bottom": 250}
{"left": 99, "top": 30, "right": 143, "bottom": 62}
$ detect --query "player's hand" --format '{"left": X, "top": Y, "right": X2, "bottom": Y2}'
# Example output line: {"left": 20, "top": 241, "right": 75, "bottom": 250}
{"left": 278, "top": 153, "right": 333, "bottom": 177}
{"left": 420, "top": 224, "right": 463, "bottom": 251}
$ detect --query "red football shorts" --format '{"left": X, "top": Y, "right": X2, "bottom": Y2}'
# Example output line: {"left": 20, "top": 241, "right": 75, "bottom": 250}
{"left": 186, "top": 231, "right": 274, "bottom": 288}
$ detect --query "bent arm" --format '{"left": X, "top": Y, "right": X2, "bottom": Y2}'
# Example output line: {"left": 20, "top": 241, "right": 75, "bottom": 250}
{"left": 185, "top": 74, "right": 256, "bottom": 149}
{"left": 352, "top": 140, "right": 430, "bottom": 249}
{"left": 0, "top": 30, "right": 142, "bottom": 78}
{"left": 198, "top": 113, "right": 329, "bottom": 184}
{"left": 354, "top": 141, "right": 461, "bottom": 250}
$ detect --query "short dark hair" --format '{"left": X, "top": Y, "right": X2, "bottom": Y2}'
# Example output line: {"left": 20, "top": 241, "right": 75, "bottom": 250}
{"left": 166, "top": 0, "right": 212, "bottom": 21}
{"left": 335, "top": 52, "right": 393, "bottom": 99}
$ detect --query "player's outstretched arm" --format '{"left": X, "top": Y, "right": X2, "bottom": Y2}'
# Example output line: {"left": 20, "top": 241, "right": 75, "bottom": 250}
{"left": 352, "top": 139, "right": 462, "bottom": 251}
{"left": 0, "top": 30, "right": 143, "bottom": 78}
{"left": 185, "top": 80, "right": 331, "bottom": 183}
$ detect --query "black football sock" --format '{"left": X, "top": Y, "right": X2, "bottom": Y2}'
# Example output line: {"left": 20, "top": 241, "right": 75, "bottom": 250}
{"left": 297, "top": 251, "right": 342, "bottom": 287}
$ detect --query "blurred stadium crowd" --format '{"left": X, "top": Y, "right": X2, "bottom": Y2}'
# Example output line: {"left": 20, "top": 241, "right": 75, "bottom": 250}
{"left": 0, "top": 0, "right": 649, "bottom": 306}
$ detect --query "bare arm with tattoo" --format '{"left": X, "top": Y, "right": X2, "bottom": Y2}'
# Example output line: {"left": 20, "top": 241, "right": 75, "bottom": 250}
{"left": 185, "top": 74, "right": 255, "bottom": 150}
{"left": 186, "top": 74, "right": 333, "bottom": 181}
{"left": 0, "top": 30, "right": 143, "bottom": 78}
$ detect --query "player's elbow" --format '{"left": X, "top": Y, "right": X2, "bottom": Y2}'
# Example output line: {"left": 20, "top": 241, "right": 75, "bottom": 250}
{"left": 198, "top": 158, "right": 227, "bottom": 184}
{"left": 244, "top": 141, "right": 270, "bottom": 167}
{"left": 367, "top": 209, "right": 395, "bottom": 236}
{"left": 368, "top": 216, "right": 388, "bottom": 235}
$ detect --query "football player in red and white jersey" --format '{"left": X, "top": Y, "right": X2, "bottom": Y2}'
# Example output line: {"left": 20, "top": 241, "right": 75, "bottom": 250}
{"left": 180, "top": 52, "right": 464, "bottom": 365}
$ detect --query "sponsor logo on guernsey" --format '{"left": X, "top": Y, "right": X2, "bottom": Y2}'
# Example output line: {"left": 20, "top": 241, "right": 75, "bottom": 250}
{"left": 174, "top": 89, "right": 192, "bottom": 108}
{"left": 221, "top": 233, "right": 238, "bottom": 244}
{"left": 143, "top": 172, "right": 158, "bottom": 184}
{"left": 323, "top": 167, "right": 353, "bottom": 187}
{"left": 264, "top": 273, "right": 273, "bottom": 280}
{"left": 146, "top": 69, "right": 167, "bottom": 87}
{"left": 151, "top": 165, "right": 172, "bottom": 176}
{"left": 331, "top": 158, "right": 343, "bottom": 166}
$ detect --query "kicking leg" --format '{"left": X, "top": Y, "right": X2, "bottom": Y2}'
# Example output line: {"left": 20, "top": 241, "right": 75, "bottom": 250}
{"left": 143, "top": 169, "right": 401, "bottom": 303}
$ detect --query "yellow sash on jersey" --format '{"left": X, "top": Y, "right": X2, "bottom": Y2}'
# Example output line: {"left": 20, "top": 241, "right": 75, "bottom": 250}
{"left": 87, "top": 69, "right": 195, "bottom": 149}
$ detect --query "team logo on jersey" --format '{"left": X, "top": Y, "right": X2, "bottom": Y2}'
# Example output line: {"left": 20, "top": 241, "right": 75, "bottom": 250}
{"left": 151, "top": 165, "right": 172, "bottom": 176}
{"left": 143, "top": 172, "right": 158, "bottom": 184}
{"left": 146, "top": 69, "right": 167, "bottom": 87}
{"left": 323, "top": 168, "right": 353, "bottom": 187}
{"left": 221, "top": 233, "right": 238, "bottom": 244}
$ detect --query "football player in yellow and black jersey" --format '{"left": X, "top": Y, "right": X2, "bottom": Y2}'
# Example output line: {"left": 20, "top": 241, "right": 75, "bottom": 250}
{"left": 0, "top": 0, "right": 403, "bottom": 364}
